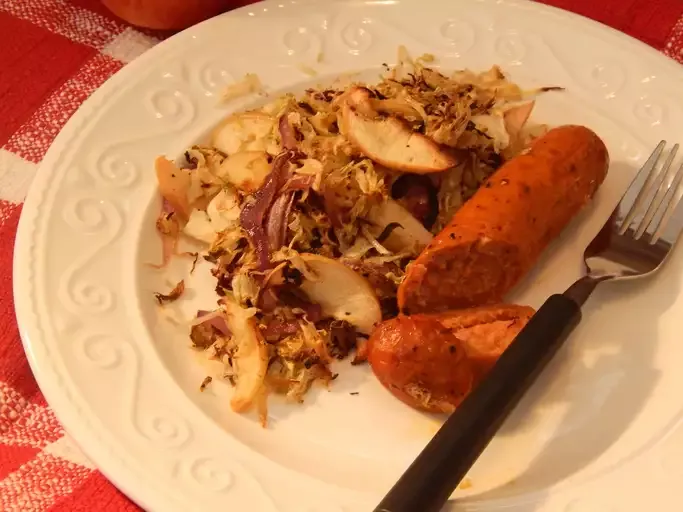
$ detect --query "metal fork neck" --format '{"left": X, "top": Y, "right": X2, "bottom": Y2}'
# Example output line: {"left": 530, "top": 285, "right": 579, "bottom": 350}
{"left": 562, "top": 275, "right": 607, "bottom": 307}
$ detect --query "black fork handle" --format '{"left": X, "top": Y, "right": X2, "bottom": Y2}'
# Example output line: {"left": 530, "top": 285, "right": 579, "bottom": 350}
{"left": 374, "top": 294, "right": 582, "bottom": 512}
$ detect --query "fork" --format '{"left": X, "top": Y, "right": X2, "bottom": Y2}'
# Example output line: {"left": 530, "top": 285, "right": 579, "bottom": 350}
{"left": 373, "top": 141, "right": 683, "bottom": 512}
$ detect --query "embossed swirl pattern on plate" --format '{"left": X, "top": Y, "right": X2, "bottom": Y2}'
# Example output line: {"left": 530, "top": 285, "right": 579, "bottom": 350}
{"left": 145, "top": 88, "right": 197, "bottom": 127}
{"left": 529, "top": 36, "right": 629, "bottom": 100}
{"left": 21, "top": 32, "right": 248, "bottom": 510}
{"left": 78, "top": 332, "right": 123, "bottom": 369}
{"left": 440, "top": 19, "right": 476, "bottom": 54}
{"left": 75, "top": 331, "right": 192, "bottom": 449}
{"left": 196, "top": 59, "right": 236, "bottom": 96}
{"left": 282, "top": 26, "right": 322, "bottom": 57}
{"left": 340, "top": 19, "right": 374, "bottom": 55}
{"left": 590, "top": 62, "right": 626, "bottom": 98}
{"left": 633, "top": 96, "right": 666, "bottom": 127}
{"left": 494, "top": 32, "right": 527, "bottom": 65}
{"left": 185, "top": 458, "right": 235, "bottom": 492}
{"left": 72, "top": 326, "right": 261, "bottom": 499}
{"left": 17, "top": 1, "right": 683, "bottom": 510}
{"left": 62, "top": 196, "right": 120, "bottom": 234}
{"left": 59, "top": 197, "right": 122, "bottom": 314}
{"left": 92, "top": 152, "right": 140, "bottom": 188}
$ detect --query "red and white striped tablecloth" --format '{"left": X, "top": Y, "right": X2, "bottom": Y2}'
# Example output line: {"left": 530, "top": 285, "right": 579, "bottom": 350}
{"left": 1, "top": 0, "right": 682, "bottom": 509}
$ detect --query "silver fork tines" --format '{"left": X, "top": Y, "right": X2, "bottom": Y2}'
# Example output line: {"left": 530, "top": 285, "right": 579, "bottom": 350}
{"left": 651, "top": 158, "right": 683, "bottom": 244}
{"left": 618, "top": 140, "right": 665, "bottom": 235}
{"left": 618, "top": 141, "right": 683, "bottom": 245}
{"left": 635, "top": 143, "right": 679, "bottom": 240}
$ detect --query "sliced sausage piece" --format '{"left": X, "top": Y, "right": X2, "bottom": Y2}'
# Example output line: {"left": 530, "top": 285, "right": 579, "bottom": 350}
{"left": 434, "top": 304, "right": 535, "bottom": 382}
{"left": 368, "top": 315, "right": 474, "bottom": 413}
{"left": 398, "top": 125, "right": 609, "bottom": 313}
{"left": 367, "top": 304, "right": 534, "bottom": 412}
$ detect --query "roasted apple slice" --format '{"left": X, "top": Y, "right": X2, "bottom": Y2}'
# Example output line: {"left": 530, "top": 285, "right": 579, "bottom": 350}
{"left": 298, "top": 253, "right": 382, "bottom": 335}
{"left": 216, "top": 151, "right": 272, "bottom": 193}
{"left": 340, "top": 87, "right": 458, "bottom": 174}
{"left": 222, "top": 296, "right": 269, "bottom": 413}
{"left": 366, "top": 198, "right": 433, "bottom": 254}
{"left": 211, "top": 112, "right": 279, "bottom": 156}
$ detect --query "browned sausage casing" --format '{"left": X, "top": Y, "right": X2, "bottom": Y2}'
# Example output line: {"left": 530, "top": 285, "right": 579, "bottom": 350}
{"left": 438, "top": 304, "right": 535, "bottom": 381}
{"left": 368, "top": 304, "right": 535, "bottom": 413}
{"left": 368, "top": 315, "right": 474, "bottom": 413}
{"left": 398, "top": 125, "right": 609, "bottom": 314}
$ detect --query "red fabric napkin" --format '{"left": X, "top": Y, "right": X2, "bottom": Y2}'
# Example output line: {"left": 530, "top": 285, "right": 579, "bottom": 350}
{"left": 0, "top": 0, "right": 681, "bottom": 510}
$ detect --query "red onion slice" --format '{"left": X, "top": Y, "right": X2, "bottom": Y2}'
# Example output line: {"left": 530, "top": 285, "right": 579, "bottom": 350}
{"left": 261, "top": 318, "right": 301, "bottom": 339}
{"left": 239, "top": 151, "right": 295, "bottom": 270}
{"left": 282, "top": 174, "right": 315, "bottom": 193}
{"left": 196, "top": 310, "right": 231, "bottom": 336}
{"left": 278, "top": 114, "right": 298, "bottom": 150}
{"left": 266, "top": 192, "right": 294, "bottom": 251}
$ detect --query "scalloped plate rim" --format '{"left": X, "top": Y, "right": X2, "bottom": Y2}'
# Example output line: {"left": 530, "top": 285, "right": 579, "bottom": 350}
{"left": 12, "top": 0, "right": 683, "bottom": 511}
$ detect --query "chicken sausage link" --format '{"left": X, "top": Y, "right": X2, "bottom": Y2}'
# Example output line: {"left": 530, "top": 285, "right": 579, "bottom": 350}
{"left": 367, "top": 304, "right": 535, "bottom": 413}
{"left": 398, "top": 125, "right": 609, "bottom": 313}
{"left": 367, "top": 315, "right": 474, "bottom": 414}
{"left": 436, "top": 304, "right": 535, "bottom": 381}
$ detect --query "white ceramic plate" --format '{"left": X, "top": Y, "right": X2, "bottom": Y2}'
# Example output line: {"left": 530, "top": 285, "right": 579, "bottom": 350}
{"left": 13, "top": 0, "right": 683, "bottom": 510}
